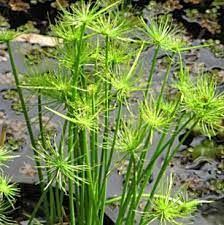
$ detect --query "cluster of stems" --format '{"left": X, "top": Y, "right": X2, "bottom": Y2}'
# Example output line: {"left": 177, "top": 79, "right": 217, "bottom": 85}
{"left": 3, "top": 1, "right": 219, "bottom": 225}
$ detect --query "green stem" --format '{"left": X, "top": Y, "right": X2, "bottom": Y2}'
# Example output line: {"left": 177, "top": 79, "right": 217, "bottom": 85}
{"left": 99, "top": 101, "right": 122, "bottom": 225}
{"left": 136, "top": 129, "right": 152, "bottom": 180}
{"left": 82, "top": 129, "right": 93, "bottom": 224}
{"left": 98, "top": 35, "right": 110, "bottom": 193}
{"left": 55, "top": 185, "right": 62, "bottom": 223}
{"left": 7, "top": 41, "right": 50, "bottom": 222}
{"left": 121, "top": 114, "right": 187, "bottom": 222}
{"left": 72, "top": 23, "right": 86, "bottom": 92}
{"left": 139, "top": 119, "right": 198, "bottom": 225}
{"left": 125, "top": 154, "right": 137, "bottom": 225}
{"left": 115, "top": 132, "right": 163, "bottom": 225}
{"left": 27, "top": 186, "right": 49, "bottom": 225}
{"left": 106, "top": 193, "right": 174, "bottom": 205}
{"left": 90, "top": 92, "right": 97, "bottom": 181}
{"left": 57, "top": 119, "right": 68, "bottom": 222}
{"left": 68, "top": 122, "right": 76, "bottom": 225}
{"left": 37, "top": 92, "right": 55, "bottom": 225}
{"left": 81, "top": 129, "right": 99, "bottom": 225}
{"left": 144, "top": 45, "right": 160, "bottom": 99}
{"left": 156, "top": 54, "right": 173, "bottom": 109}
{"left": 7, "top": 42, "right": 43, "bottom": 177}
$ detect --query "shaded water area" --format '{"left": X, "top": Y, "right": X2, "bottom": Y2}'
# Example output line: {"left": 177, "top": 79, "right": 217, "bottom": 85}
{"left": 0, "top": 0, "right": 224, "bottom": 224}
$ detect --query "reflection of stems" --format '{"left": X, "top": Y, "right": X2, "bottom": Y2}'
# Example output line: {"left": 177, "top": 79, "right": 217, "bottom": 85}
{"left": 7, "top": 41, "right": 50, "bottom": 221}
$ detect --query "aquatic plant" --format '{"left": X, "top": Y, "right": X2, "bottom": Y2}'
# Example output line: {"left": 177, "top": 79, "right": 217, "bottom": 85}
{"left": 140, "top": 175, "right": 209, "bottom": 225}
{"left": 3, "top": 1, "right": 219, "bottom": 225}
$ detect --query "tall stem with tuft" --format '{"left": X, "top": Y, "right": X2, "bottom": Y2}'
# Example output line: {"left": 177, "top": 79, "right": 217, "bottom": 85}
{"left": 7, "top": 41, "right": 50, "bottom": 221}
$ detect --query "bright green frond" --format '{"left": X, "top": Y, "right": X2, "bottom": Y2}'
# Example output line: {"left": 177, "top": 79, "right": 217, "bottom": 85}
{"left": 0, "top": 30, "right": 19, "bottom": 43}
{"left": 141, "top": 16, "right": 187, "bottom": 53}
{"left": 0, "top": 200, "right": 16, "bottom": 225}
{"left": 140, "top": 99, "right": 173, "bottom": 133}
{"left": 0, "top": 176, "right": 19, "bottom": 206}
{"left": 177, "top": 71, "right": 224, "bottom": 136}
{"left": 35, "top": 138, "right": 89, "bottom": 192}
{"left": 22, "top": 72, "right": 72, "bottom": 102}
{"left": 115, "top": 119, "right": 146, "bottom": 153}
{"left": 143, "top": 174, "right": 208, "bottom": 225}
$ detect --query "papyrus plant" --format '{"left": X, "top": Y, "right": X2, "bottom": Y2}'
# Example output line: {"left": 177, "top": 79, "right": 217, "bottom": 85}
{"left": 1, "top": 0, "right": 220, "bottom": 224}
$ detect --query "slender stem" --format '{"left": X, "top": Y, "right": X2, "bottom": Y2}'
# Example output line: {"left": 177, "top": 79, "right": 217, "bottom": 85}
{"left": 119, "top": 157, "right": 133, "bottom": 208}
{"left": 55, "top": 185, "right": 62, "bottom": 223}
{"left": 59, "top": 120, "right": 68, "bottom": 155}
{"left": 72, "top": 24, "right": 86, "bottom": 91}
{"left": 156, "top": 55, "right": 173, "bottom": 109}
{"left": 138, "top": 114, "right": 189, "bottom": 184}
{"left": 106, "top": 193, "right": 175, "bottom": 205}
{"left": 136, "top": 129, "right": 152, "bottom": 180}
{"left": 139, "top": 119, "right": 198, "bottom": 225}
{"left": 7, "top": 42, "right": 42, "bottom": 176}
{"left": 105, "top": 101, "right": 122, "bottom": 176}
{"left": 115, "top": 132, "right": 164, "bottom": 225}
{"left": 144, "top": 45, "right": 160, "bottom": 99}
{"left": 7, "top": 41, "right": 50, "bottom": 222}
{"left": 99, "top": 101, "right": 122, "bottom": 225}
{"left": 82, "top": 129, "right": 97, "bottom": 224}
{"left": 85, "top": 129, "right": 92, "bottom": 223}
{"left": 38, "top": 92, "right": 55, "bottom": 225}
{"left": 98, "top": 35, "right": 110, "bottom": 193}
{"left": 68, "top": 122, "right": 76, "bottom": 225}
{"left": 79, "top": 129, "right": 85, "bottom": 225}
{"left": 57, "top": 119, "right": 68, "bottom": 222}
{"left": 49, "top": 190, "right": 55, "bottom": 224}
{"left": 68, "top": 24, "right": 86, "bottom": 225}
{"left": 124, "top": 114, "right": 187, "bottom": 221}
{"left": 125, "top": 154, "right": 137, "bottom": 224}
{"left": 38, "top": 92, "right": 45, "bottom": 149}
{"left": 27, "top": 186, "right": 49, "bottom": 225}
{"left": 115, "top": 156, "right": 133, "bottom": 225}
{"left": 90, "top": 92, "right": 97, "bottom": 181}
{"left": 178, "top": 51, "right": 184, "bottom": 75}
{"left": 137, "top": 50, "right": 171, "bottom": 186}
